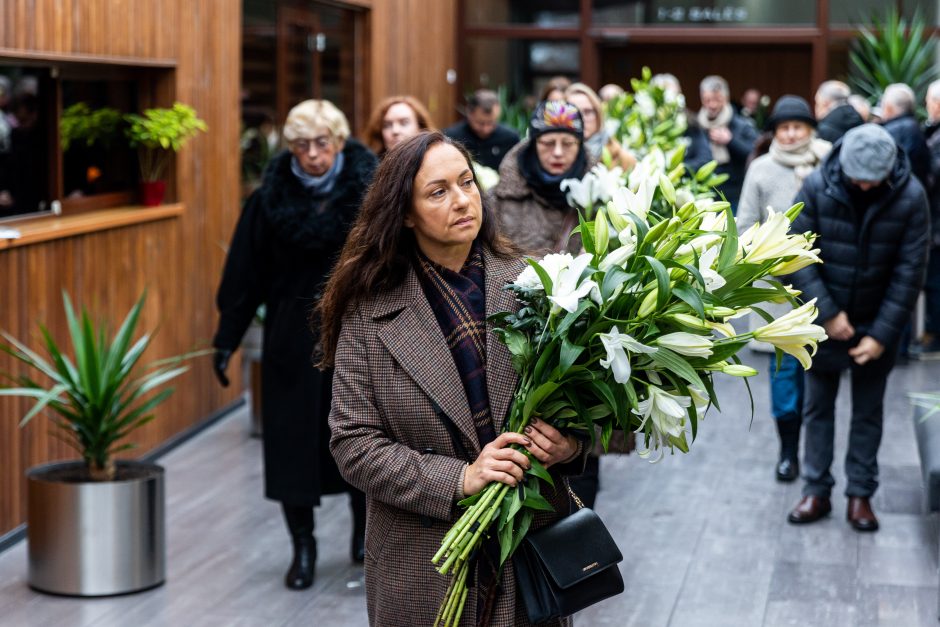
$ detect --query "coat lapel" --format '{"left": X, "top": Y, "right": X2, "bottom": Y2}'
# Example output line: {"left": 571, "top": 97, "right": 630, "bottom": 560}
{"left": 483, "top": 248, "right": 522, "bottom": 433}
{"left": 375, "top": 267, "right": 480, "bottom": 454}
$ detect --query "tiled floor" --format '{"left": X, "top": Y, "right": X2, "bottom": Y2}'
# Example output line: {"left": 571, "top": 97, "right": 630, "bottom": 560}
{"left": 1, "top": 350, "right": 938, "bottom": 626}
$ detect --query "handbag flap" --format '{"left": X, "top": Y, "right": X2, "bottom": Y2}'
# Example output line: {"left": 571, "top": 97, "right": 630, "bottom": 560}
{"left": 526, "top": 507, "right": 623, "bottom": 589}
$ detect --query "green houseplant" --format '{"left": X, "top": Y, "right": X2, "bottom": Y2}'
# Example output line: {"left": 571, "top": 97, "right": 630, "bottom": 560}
{"left": 0, "top": 291, "right": 198, "bottom": 595}
{"left": 124, "top": 102, "right": 207, "bottom": 206}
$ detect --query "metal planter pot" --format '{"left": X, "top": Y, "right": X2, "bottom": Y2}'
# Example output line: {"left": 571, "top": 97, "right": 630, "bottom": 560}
{"left": 27, "top": 460, "right": 165, "bottom": 596}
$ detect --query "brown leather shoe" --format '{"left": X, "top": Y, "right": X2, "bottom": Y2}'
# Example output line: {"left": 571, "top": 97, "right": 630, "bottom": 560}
{"left": 787, "top": 496, "right": 832, "bottom": 524}
{"left": 846, "top": 496, "right": 879, "bottom": 532}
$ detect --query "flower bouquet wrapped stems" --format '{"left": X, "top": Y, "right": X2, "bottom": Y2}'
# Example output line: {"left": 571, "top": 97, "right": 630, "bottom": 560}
{"left": 433, "top": 171, "right": 827, "bottom": 626}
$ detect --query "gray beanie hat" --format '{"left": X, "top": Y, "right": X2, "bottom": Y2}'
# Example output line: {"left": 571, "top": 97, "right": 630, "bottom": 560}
{"left": 838, "top": 123, "right": 897, "bottom": 182}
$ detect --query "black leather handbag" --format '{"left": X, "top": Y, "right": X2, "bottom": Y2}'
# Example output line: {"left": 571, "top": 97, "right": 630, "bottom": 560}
{"left": 512, "top": 482, "right": 625, "bottom": 622}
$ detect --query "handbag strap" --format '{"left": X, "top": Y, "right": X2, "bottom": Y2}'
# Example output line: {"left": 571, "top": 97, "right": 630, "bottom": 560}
{"left": 565, "top": 478, "right": 585, "bottom": 510}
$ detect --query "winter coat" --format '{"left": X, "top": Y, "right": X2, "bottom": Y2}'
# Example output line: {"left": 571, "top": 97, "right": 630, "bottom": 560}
{"left": 488, "top": 140, "right": 597, "bottom": 255}
{"left": 816, "top": 103, "right": 864, "bottom": 144}
{"left": 214, "top": 140, "right": 378, "bottom": 505}
{"left": 924, "top": 124, "right": 940, "bottom": 248}
{"left": 711, "top": 113, "right": 758, "bottom": 211}
{"left": 329, "top": 246, "right": 583, "bottom": 626}
{"left": 683, "top": 121, "right": 713, "bottom": 173}
{"left": 790, "top": 140, "right": 929, "bottom": 365}
{"left": 883, "top": 113, "right": 931, "bottom": 185}
{"left": 445, "top": 120, "right": 520, "bottom": 171}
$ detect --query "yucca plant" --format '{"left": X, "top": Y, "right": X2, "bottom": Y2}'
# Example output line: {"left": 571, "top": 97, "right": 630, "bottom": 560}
{"left": 0, "top": 292, "right": 197, "bottom": 481}
{"left": 849, "top": 7, "right": 938, "bottom": 109}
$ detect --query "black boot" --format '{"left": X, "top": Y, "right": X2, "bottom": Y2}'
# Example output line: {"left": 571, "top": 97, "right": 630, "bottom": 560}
{"left": 350, "top": 489, "right": 366, "bottom": 564}
{"left": 775, "top": 419, "right": 801, "bottom": 483}
{"left": 282, "top": 503, "right": 316, "bottom": 590}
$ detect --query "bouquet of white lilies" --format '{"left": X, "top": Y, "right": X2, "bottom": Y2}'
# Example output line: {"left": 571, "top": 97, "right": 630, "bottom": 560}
{"left": 606, "top": 66, "right": 688, "bottom": 160}
{"left": 432, "top": 163, "right": 827, "bottom": 626}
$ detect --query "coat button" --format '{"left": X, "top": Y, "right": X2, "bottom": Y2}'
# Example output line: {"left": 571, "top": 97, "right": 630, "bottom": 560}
{"left": 423, "top": 447, "right": 436, "bottom": 455}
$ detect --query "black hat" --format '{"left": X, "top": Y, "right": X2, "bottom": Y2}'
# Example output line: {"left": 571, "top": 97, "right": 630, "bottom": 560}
{"left": 529, "top": 100, "right": 584, "bottom": 141}
{"left": 764, "top": 95, "right": 816, "bottom": 132}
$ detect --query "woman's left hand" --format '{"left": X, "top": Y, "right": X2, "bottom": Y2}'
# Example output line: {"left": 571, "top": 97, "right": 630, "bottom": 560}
{"left": 523, "top": 417, "right": 579, "bottom": 468}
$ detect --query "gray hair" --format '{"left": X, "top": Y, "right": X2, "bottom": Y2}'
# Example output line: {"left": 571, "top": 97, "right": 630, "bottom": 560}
{"left": 815, "top": 80, "right": 851, "bottom": 106}
{"left": 928, "top": 79, "right": 940, "bottom": 102}
{"left": 283, "top": 99, "right": 350, "bottom": 144}
{"left": 882, "top": 83, "right": 916, "bottom": 114}
{"left": 699, "top": 75, "right": 729, "bottom": 97}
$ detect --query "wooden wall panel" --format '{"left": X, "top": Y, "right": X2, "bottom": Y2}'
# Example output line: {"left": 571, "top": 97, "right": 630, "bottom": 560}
{"left": 0, "top": 0, "right": 243, "bottom": 536}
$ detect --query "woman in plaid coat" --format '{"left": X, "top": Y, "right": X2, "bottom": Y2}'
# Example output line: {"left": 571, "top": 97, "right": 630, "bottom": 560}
{"left": 318, "top": 131, "right": 586, "bottom": 626}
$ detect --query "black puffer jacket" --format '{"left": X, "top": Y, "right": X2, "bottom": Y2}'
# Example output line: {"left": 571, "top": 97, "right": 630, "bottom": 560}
{"left": 883, "top": 113, "right": 931, "bottom": 185}
{"left": 816, "top": 103, "right": 864, "bottom": 144}
{"left": 790, "top": 140, "right": 929, "bottom": 351}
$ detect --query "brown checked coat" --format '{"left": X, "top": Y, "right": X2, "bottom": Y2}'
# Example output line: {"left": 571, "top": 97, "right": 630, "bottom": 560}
{"left": 329, "top": 246, "right": 577, "bottom": 626}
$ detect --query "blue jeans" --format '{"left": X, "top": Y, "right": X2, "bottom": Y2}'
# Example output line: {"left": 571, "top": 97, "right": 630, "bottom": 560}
{"left": 769, "top": 353, "right": 804, "bottom": 422}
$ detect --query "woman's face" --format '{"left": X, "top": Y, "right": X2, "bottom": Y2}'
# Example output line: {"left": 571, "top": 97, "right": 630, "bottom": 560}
{"left": 566, "top": 93, "right": 598, "bottom": 138}
{"left": 535, "top": 131, "right": 580, "bottom": 175}
{"left": 774, "top": 121, "right": 812, "bottom": 146}
{"left": 382, "top": 102, "right": 420, "bottom": 152}
{"left": 289, "top": 125, "right": 342, "bottom": 176}
{"left": 405, "top": 143, "right": 482, "bottom": 258}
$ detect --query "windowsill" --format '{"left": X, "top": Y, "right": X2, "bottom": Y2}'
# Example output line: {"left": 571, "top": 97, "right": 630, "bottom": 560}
{"left": 0, "top": 204, "right": 184, "bottom": 250}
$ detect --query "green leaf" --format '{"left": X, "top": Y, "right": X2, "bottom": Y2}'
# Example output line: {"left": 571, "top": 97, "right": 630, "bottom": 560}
{"left": 649, "top": 347, "right": 706, "bottom": 390}
{"left": 717, "top": 204, "right": 738, "bottom": 270}
{"left": 558, "top": 338, "right": 585, "bottom": 375}
{"left": 526, "top": 258, "right": 553, "bottom": 295}
{"left": 526, "top": 458, "right": 555, "bottom": 488}
{"left": 523, "top": 491, "right": 555, "bottom": 512}
{"left": 523, "top": 382, "right": 561, "bottom": 421}
{"left": 644, "top": 256, "right": 671, "bottom": 310}
{"left": 672, "top": 283, "right": 706, "bottom": 319}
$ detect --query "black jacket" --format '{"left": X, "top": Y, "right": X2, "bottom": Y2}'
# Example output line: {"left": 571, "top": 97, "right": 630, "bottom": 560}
{"left": 791, "top": 140, "right": 929, "bottom": 353}
{"left": 214, "top": 140, "right": 377, "bottom": 504}
{"left": 444, "top": 120, "right": 519, "bottom": 170}
{"left": 712, "top": 112, "right": 758, "bottom": 211}
{"left": 683, "top": 120, "right": 713, "bottom": 173}
{"left": 816, "top": 103, "right": 864, "bottom": 144}
{"left": 883, "top": 113, "right": 931, "bottom": 185}
{"left": 925, "top": 125, "right": 940, "bottom": 248}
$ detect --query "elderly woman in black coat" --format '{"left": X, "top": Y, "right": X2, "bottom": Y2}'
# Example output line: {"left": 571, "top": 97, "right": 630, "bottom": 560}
{"left": 213, "top": 99, "right": 377, "bottom": 589}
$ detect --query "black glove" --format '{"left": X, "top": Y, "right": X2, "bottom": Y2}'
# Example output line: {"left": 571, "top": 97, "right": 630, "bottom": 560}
{"left": 213, "top": 348, "right": 233, "bottom": 387}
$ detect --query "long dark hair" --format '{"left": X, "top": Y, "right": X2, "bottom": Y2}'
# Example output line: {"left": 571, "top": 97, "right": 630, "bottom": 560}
{"left": 317, "top": 130, "right": 518, "bottom": 367}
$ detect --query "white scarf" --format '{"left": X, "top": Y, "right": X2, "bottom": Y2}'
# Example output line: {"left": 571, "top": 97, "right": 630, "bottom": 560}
{"left": 697, "top": 104, "right": 734, "bottom": 165}
{"left": 769, "top": 136, "right": 831, "bottom": 182}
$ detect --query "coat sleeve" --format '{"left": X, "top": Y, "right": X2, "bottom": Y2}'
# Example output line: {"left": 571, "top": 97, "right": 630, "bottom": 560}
{"left": 213, "top": 193, "right": 268, "bottom": 351}
{"left": 727, "top": 117, "right": 758, "bottom": 162}
{"left": 683, "top": 126, "right": 713, "bottom": 173}
{"left": 789, "top": 178, "right": 841, "bottom": 324}
{"left": 736, "top": 166, "right": 764, "bottom": 231}
{"left": 867, "top": 184, "right": 930, "bottom": 347}
{"left": 329, "top": 307, "right": 469, "bottom": 522}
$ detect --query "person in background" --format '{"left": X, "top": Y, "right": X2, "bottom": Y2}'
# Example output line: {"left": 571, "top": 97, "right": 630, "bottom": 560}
{"left": 363, "top": 95, "right": 435, "bottom": 158}
{"left": 488, "top": 100, "right": 593, "bottom": 255}
{"left": 697, "top": 75, "right": 758, "bottom": 211}
{"left": 213, "top": 99, "right": 377, "bottom": 590}
{"left": 879, "top": 83, "right": 931, "bottom": 185}
{"left": 814, "top": 80, "right": 864, "bottom": 143}
{"left": 652, "top": 73, "right": 712, "bottom": 172}
{"left": 786, "top": 124, "right": 928, "bottom": 532}
{"left": 916, "top": 79, "right": 940, "bottom": 358}
{"left": 540, "top": 76, "right": 571, "bottom": 102}
{"left": 738, "top": 87, "right": 769, "bottom": 127}
{"left": 599, "top": 82, "right": 625, "bottom": 103}
{"left": 848, "top": 94, "right": 871, "bottom": 123}
{"left": 737, "top": 95, "right": 831, "bottom": 482}
{"left": 444, "top": 89, "right": 519, "bottom": 171}
{"left": 564, "top": 82, "right": 636, "bottom": 172}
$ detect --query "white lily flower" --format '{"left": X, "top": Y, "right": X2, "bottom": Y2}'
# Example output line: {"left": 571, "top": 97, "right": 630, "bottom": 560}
{"left": 675, "top": 187, "right": 695, "bottom": 209}
{"left": 698, "top": 246, "right": 726, "bottom": 292}
{"left": 591, "top": 164, "right": 625, "bottom": 203}
{"left": 599, "top": 240, "right": 637, "bottom": 272}
{"left": 513, "top": 252, "right": 573, "bottom": 291}
{"left": 655, "top": 332, "right": 714, "bottom": 358}
{"left": 743, "top": 210, "right": 818, "bottom": 266}
{"left": 752, "top": 299, "right": 828, "bottom": 369}
{"left": 769, "top": 245, "right": 822, "bottom": 276}
{"left": 599, "top": 326, "right": 657, "bottom": 384}
{"left": 472, "top": 162, "right": 500, "bottom": 192}
{"left": 634, "top": 385, "right": 692, "bottom": 462}
{"left": 547, "top": 253, "right": 598, "bottom": 314}
{"left": 688, "top": 385, "right": 710, "bottom": 415}
{"left": 635, "top": 91, "right": 657, "bottom": 118}
{"left": 610, "top": 185, "right": 652, "bottom": 222}
{"left": 560, "top": 176, "right": 593, "bottom": 210}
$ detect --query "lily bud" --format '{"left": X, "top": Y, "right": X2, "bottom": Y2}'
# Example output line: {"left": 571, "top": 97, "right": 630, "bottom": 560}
{"left": 722, "top": 364, "right": 759, "bottom": 377}
{"left": 637, "top": 287, "right": 658, "bottom": 317}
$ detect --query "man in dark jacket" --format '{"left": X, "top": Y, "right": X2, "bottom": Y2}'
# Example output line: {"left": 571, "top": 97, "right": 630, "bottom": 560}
{"left": 917, "top": 80, "right": 940, "bottom": 356}
{"left": 786, "top": 124, "right": 929, "bottom": 532}
{"left": 696, "top": 75, "right": 758, "bottom": 212}
{"left": 444, "top": 89, "right": 519, "bottom": 170}
{"left": 880, "top": 83, "right": 931, "bottom": 185}
{"left": 814, "top": 80, "right": 864, "bottom": 144}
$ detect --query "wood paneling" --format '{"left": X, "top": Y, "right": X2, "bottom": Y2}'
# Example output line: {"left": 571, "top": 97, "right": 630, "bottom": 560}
{"left": 0, "top": 0, "right": 242, "bottom": 536}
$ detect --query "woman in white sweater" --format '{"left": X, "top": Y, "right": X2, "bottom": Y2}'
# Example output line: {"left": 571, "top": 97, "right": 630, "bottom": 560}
{"left": 738, "top": 95, "right": 831, "bottom": 483}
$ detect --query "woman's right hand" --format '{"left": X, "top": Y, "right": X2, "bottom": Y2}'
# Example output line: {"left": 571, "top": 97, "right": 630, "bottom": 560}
{"left": 462, "top": 432, "right": 533, "bottom": 497}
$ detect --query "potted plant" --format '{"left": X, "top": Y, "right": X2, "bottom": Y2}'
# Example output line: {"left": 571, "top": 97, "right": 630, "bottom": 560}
{"left": 0, "top": 292, "right": 198, "bottom": 596}
{"left": 60, "top": 102, "right": 123, "bottom": 196}
{"left": 124, "top": 102, "right": 207, "bottom": 206}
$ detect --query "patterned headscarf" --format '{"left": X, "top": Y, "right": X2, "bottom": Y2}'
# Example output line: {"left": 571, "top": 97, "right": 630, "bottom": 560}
{"left": 529, "top": 100, "right": 584, "bottom": 141}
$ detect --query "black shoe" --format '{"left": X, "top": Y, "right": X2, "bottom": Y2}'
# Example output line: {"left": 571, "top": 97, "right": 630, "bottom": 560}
{"left": 285, "top": 538, "right": 316, "bottom": 590}
{"left": 775, "top": 456, "right": 799, "bottom": 482}
{"left": 350, "top": 490, "right": 366, "bottom": 564}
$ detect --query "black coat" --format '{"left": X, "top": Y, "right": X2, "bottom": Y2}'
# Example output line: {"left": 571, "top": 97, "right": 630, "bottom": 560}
{"left": 713, "top": 113, "right": 758, "bottom": 211}
{"left": 683, "top": 120, "right": 713, "bottom": 173}
{"left": 214, "top": 140, "right": 378, "bottom": 505}
{"left": 883, "top": 113, "right": 931, "bottom": 185}
{"left": 791, "top": 139, "right": 929, "bottom": 363}
{"left": 925, "top": 125, "right": 940, "bottom": 248}
{"left": 816, "top": 104, "right": 864, "bottom": 144}
{"left": 444, "top": 120, "right": 519, "bottom": 170}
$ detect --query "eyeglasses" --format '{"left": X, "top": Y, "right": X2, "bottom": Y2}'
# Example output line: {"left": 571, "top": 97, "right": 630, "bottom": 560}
{"left": 536, "top": 137, "right": 579, "bottom": 151}
{"left": 289, "top": 136, "right": 333, "bottom": 152}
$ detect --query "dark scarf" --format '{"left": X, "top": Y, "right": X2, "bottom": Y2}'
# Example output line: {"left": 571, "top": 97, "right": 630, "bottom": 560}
{"left": 415, "top": 242, "right": 496, "bottom": 448}
{"left": 517, "top": 141, "right": 588, "bottom": 209}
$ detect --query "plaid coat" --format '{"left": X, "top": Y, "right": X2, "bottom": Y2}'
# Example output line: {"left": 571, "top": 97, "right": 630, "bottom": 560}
{"left": 330, "top": 246, "right": 576, "bottom": 626}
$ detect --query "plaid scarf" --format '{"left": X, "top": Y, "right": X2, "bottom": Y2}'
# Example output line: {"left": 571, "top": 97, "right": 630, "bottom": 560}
{"left": 415, "top": 243, "right": 496, "bottom": 448}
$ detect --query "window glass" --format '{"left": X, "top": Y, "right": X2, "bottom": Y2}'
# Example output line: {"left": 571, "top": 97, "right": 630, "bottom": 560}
{"left": 466, "top": 0, "right": 579, "bottom": 27}
{"left": 592, "top": 0, "right": 814, "bottom": 26}
{"left": 463, "top": 37, "right": 581, "bottom": 104}
{"left": 0, "top": 67, "right": 50, "bottom": 219}
{"left": 830, "top": 1, "right": 938, "bottom": 26}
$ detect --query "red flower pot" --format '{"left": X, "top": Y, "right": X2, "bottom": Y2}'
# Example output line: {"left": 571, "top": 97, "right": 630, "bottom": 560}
{"left": 140, "top": 181, "right": 167, "bottom": 207}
